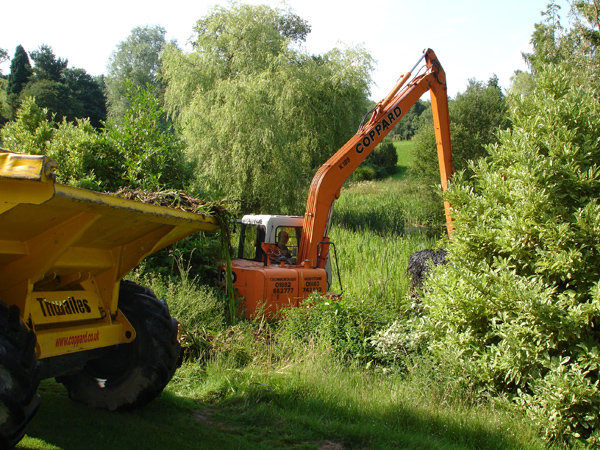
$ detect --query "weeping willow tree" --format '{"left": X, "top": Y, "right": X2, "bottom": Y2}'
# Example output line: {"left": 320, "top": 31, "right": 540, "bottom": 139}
{"left": 161, "top": 3, "right": 372, "bottom": 214}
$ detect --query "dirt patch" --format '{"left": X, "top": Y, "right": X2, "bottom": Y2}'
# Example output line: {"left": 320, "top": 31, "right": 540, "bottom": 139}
{"left": 318, "top": 441, "right": 345, "bottom": 450}
{"left": 192, "top": 409, "right": 215, "bottom": 424}
{"left": 191, "top": 409, "right": 240, "bottom": 434}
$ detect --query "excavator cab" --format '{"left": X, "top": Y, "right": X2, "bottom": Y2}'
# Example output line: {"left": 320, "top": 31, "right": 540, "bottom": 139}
{"left": 220, "top": 214, "right": 334, "bottom": 317}
{"left": 236, "top": 214, "right": 303, "bottom": 264}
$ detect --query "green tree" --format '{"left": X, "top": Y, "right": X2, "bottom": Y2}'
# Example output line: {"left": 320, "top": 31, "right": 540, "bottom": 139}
{"left": 162, "top": 3, "right": 372, "bottom": 214}
{"left": 389, "top": 99, "right": 427, "bottom": 140}
{"left": 0, "top": 49, "right": 10, "bottom": 124}
{"left": 508, "top": 69, "right": 536, "bottom": 97}
{"left": 413, "top": 75, "right": 508, "bottom": 184}
{"left": 523, "top": 2, "right": 565, "bottom": 71}
{"left": 408, "top": 76, "right": 509, "bottom": 227}
{"left": 524, "top": 1, "right": 600, "bottom": 86}
{"left": 6, "top": 45, "right": 31, "bottom": 113}
{"left": 30, "top": 44, "right": 68, "bottom": 82}
{"left": 1, "top": 84, "right": 189, "bottom": 193}
{"left": 20, "top": 79, "right": 75, "bottom": 121}
{"left": 64, "top": 69, "right": 107, "bottom": 128}
{"left": 0, "top": 48, "right": 8, "bottom": 75}
{"left": 105, "top": 25, "right": 170, "bottom": 123}
{"left": 17, "top": 45, "right": 107, "bottom": 127}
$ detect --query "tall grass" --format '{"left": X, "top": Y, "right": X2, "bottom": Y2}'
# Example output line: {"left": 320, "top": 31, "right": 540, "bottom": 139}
{"left": 333, "top": 140, "right": 445, "bottom": 233}
{"left": 327, "top": 227, "right": 437, "bottom": 309}
{"left": 332, "top": 178, "right": 445, "bottom": 236}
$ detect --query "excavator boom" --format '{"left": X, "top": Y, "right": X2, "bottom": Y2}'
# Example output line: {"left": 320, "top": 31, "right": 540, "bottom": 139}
{"left": 227, "top": 48, "right": 454, "bottom": 318}
{"left": 298, "top": 48, "right": 454, "bottom": 266}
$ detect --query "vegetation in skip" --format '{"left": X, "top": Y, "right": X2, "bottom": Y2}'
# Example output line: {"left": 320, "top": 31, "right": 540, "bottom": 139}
{"left": 2, "top": 1, "right": 600, "bottom": 448}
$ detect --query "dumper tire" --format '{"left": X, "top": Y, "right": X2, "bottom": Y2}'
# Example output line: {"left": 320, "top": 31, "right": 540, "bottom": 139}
{"left": 0, "top": 301, "right": 41, "bottom": 450}
{"left": 57, "top": 281, "right": 180, "bottom": 411}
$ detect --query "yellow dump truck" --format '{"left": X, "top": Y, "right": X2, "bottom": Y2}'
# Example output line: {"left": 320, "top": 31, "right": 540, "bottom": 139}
{"left": 0, "top": 149, "right": 220, "bottom": 448}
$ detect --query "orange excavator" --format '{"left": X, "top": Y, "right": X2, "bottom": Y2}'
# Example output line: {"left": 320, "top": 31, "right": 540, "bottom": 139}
{"left": 224, "top": 48, "right": 454, "bottom": 317}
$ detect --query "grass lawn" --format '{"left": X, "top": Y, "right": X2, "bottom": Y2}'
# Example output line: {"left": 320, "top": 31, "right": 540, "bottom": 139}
{"left": 19, "top": 357, "right": 551, "bottom": 450}
{"left": 391, "top": 140, "right": 414, "bottom": 180}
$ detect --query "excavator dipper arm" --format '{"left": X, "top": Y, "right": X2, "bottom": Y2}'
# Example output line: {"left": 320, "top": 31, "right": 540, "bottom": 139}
{"left": 297, "top": 48, "right": 454, "bottom": 267}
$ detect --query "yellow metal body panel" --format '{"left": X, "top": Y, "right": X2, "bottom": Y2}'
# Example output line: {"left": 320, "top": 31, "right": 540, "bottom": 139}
{"left": 0, "top": 151, "right": 54, "bottom": 181}
{"left": 28, "top": 290, "right": 104, "bottom": 325}
{"left": 35, "top": 309, "right": 136, "bottom": 358}
{"left": 0, "top": 149, "right": 220, "bottom": 359}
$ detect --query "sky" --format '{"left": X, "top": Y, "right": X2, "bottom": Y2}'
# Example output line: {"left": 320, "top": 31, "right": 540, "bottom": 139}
{"left": 1, "top": 0, "right": 570, "bottom": 101}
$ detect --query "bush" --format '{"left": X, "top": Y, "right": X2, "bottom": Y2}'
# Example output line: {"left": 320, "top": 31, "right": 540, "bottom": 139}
{"left": 412, "top": 76, "right": 509, "bottom": 185}
{"left": 355, "top": 138, "right": 397, "bottom": 181}
{"left": 353, "top": 165, "right": 377, "bottom": 181}
{"left": 415, "top": 62, "right": 600, "bottom": 445}
{"left": 1, "top": 84, "right": 193, "bottom": 193}
{"left": 365, "top": 138, "right": 397, "bottom": 176}
{"left": 138, "top": 232, "right": 222, "bottom": 282}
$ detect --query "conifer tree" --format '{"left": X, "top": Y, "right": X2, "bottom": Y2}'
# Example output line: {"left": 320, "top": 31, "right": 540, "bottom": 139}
{"left": 6, "top": 45, "right": 31, "bottom": 112}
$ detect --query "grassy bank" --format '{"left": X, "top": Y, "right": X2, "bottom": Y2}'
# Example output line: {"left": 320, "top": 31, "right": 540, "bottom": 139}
{"left": 22, "top": 343, "right": 550, "bottom": 450}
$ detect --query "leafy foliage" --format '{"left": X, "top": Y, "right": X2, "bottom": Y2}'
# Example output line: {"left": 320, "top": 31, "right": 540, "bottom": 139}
{"left": 409, "top": 76, "right": 509, "bottom": 228}
{"left": 412, "top": 62, "right": 600, "bottom": 445}
{"left": 388, "top": 99, "right": 427, "bottom": 140}
{"left": 102, "top": 82, "right": 192, "bottom": 191}
{"left": 280, "top": 294, "right": 386, "bottom": 363}
{"left": 524, "top": 1, "right": 600, "bottom": 89}
{"left": 30, "top": 44, "right": 68, "bottom": 82}
{"left": 162, "top": 3, "right": 372, "bottom": 215}
{"left": 508, "top": 70, "right": 536, "bottom": 98}
{"left": 412, "top": 75, "right": 509, "bottom": 184}
{"left": 0, "top": 47, "right": 8, "bottom": 74}
{"left": 1, "top": 83, "right": 191, "bottom": 192}
{"left": 8, "top": 45, "right": 107, "bottom": 127}
{"left": 355, "top": 138, "right": 398, "bottom": 181}
{"left": 63, "top": 69, "right": 107, "bottom": 128}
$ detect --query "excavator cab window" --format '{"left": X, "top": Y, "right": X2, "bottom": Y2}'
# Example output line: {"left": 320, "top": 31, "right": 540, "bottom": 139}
{"left": 237, "top": 223, "right": 266, "bottom": 261}
{"left": 275, "top": 227, "right": 301, "bottom": 262}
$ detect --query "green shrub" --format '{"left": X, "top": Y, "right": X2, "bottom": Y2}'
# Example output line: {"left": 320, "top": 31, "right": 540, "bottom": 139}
{"left": 414, "top": 62, "right": 600, "bottom": 445}
{"left": 1, "top": 84, "right": 192, "bottom": 193}
{"left": 365, "top": 137, "right": 398, "bottom": 176}
{"left": 355, "top": 138, "right": 398, "bottom": 181}
{"left": 137, "top": 232, "right": 223, "bottom": 282}
{"left": 353, "top": 165, "right": 377, "bottom": 181}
